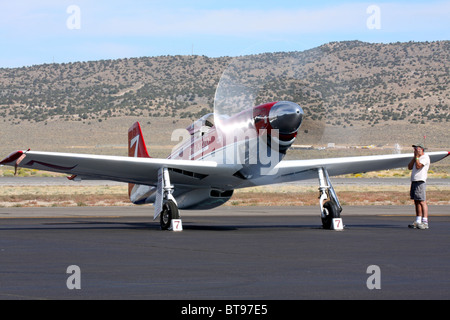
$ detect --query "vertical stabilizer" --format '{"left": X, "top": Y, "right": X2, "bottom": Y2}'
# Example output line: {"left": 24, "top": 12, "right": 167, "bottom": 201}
{"left": 128, "top": 122, "right": 150, "bottom": 199}
{"left": 128, "top": 122, "right": 150, "bottom": 158}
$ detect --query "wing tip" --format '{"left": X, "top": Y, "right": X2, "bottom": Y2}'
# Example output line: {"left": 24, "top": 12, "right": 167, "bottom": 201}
{"left": 0, "top": 150, "right": 24, "bottom": 165}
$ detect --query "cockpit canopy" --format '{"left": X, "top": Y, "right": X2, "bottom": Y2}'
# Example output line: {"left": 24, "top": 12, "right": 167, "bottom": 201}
{"left": 186, "top": 113, "right": 215, "bottom": 137}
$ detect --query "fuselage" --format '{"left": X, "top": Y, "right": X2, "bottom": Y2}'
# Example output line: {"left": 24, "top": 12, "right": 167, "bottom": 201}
{"left": 129, "top": 101, "right": 304, "bottom": 209}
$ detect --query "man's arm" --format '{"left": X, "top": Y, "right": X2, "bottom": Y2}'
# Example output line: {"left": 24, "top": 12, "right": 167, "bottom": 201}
{"left": 415, "top": 158, "right": 425, "bottom": 169}
{"left": 408, "top": 157, "right": 415, "bottom": 170}
{"left": 409, "top": 149, "right": 425, "bottom": 170}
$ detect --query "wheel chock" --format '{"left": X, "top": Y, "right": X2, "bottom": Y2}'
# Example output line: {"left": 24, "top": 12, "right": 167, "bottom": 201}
{"left": 170, "top": 219, "right": 183, "bottom": 232}
{"left": 332, "top": 218, "right": 344, "bottom": 231}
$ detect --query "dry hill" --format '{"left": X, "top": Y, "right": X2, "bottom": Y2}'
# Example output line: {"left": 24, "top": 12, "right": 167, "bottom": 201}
{"left": 0, "top": 41, "right": 448, "bottom": 161}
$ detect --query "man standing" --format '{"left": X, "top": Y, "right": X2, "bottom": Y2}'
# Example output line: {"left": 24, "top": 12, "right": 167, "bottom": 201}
{"left": 408, "top": 143, "right": 431, "bottom": 229}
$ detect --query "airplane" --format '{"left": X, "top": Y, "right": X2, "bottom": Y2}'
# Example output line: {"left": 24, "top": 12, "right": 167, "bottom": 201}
{"left": 1, "top": 100, "right": 449, "bottom": 230}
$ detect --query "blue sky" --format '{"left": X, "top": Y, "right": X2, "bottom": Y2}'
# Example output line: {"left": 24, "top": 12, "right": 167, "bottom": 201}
{"left": 1, "top": 0, "right": 448, "bottom": 68}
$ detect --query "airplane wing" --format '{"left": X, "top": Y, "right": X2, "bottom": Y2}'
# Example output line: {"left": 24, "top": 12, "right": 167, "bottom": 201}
{"left": 1, "top": 149, "right": 448, "bottom": 188}
{"left": 248, "top": 151, "right": 450, "bottom": 186}
{"left": 0, "top": 150, "right": 239, "bottom": 186}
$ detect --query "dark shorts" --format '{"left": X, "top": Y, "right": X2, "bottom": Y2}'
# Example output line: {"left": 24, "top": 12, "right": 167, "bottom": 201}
{"left": 410, "top": 181, "right": 426, "bottom": 201}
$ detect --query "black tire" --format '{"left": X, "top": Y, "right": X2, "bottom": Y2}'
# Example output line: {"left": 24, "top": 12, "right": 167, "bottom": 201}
{"left": 160, "top": 200, "right": 180, "bottom": 230}
{"left": 321, "top": 201, "right": 340, "bottom": 230}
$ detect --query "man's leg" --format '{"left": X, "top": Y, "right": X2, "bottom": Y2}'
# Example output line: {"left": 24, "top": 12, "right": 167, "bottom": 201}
{"left": 409, "top": 183, "right": 424, "bottom": 228}
{"left": 414, "top": 200, "right": 422, "bottom": 220}
{"left": 419, "top": 201, "right": 428, "bottom": 219}
{"left": 419, "top": 200, "right": 428, "bottom": 229}
{"left": 417, "top": 182, "right": 428, "bottom": 228}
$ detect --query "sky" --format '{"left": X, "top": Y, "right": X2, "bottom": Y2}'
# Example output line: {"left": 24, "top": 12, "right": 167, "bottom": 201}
{"left": 0, "top": 0, "right": 449, "bottom": 68}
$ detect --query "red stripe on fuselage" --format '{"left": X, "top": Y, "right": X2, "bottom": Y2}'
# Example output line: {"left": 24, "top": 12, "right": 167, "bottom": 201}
{"left": 168, "top": 102, "right": 298, "bottom": 162}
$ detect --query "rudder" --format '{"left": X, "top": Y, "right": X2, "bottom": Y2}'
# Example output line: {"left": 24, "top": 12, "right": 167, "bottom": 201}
{"left": 128, "top": 122, "right": 150, "bottom": 158}
{"left": 128, "top": 122, "right": 150, "bottom": 200}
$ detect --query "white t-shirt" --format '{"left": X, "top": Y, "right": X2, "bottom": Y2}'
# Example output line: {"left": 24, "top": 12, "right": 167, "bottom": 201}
{"left": 411, "top": 154, "right": 430, "bottom": 182}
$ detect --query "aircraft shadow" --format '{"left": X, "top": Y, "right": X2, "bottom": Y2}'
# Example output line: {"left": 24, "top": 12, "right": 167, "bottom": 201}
{"left": 0, "top": 220, "right": 405, "bottom": 232}
{"left": 0, "top": 220, "right": 324, "bottom": 232}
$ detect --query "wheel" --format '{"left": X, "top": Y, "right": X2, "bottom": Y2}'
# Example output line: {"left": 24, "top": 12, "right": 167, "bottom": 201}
{"left": 321, "top": 201, "right": 340, "bottom": 230}
{"left": 160, "top": 200, "right": 180, "bottom": 230}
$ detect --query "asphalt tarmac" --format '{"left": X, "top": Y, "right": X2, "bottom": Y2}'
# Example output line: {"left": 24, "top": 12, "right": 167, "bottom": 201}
{"left": 1, "top": 205, "right": 450, "bottom": 301}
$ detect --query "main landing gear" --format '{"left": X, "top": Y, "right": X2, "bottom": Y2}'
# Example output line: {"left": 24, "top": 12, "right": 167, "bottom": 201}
{"left": 317, "top": 167, "right": 343, "bottom": 230}
{"left": 155, "top": 167, "right": 181, "bottom": 231}
{"left": 160, "top": 199, "right": 180, "bottom": 230}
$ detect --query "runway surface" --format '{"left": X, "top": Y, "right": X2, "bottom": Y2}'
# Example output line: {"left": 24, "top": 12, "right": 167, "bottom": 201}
{"left": 1, "top": 205, "right": 450, "bottom": 300}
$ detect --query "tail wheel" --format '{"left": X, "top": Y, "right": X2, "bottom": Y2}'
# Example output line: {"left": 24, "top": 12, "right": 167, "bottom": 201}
{"left": 321, "top": 201, "right": 340, "bottom": 230}
{"left": 160, "top": 200, "right": 180, "bottom": 230}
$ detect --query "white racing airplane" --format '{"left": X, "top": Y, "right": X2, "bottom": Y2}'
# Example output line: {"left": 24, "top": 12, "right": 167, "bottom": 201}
{"left": 1, "top": 100, "right": 449, "bottom": 230}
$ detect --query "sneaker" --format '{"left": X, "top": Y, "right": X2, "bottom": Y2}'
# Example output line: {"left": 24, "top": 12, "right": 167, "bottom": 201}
{"left": 418, "top": 222, "right": 429, "bottom": 230}
{"left": 408, "top": 221, "right": 420, "bottom": 229}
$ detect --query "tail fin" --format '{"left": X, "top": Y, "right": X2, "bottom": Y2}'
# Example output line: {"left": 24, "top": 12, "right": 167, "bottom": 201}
{"left": 128, "top": 122, "right": 150, "bottom": 200}
{"left": 128, "top": 122, "right": 150, "bottom": 158}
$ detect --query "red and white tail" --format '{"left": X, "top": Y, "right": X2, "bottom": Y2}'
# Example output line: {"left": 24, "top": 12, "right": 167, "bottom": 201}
{"left": 128, "top": 122, "right": 150, "bottom": 158}
{"left": 128, "top": 122, "right": 150, "bottom": 200}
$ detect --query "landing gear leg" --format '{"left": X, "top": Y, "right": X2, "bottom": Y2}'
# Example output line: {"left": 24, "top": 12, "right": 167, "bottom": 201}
{"left": 317, "top": 167, "right": 343, "bottom": 230}
{"left": 155, "top": 168, "right": 181, "bottom": 230}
